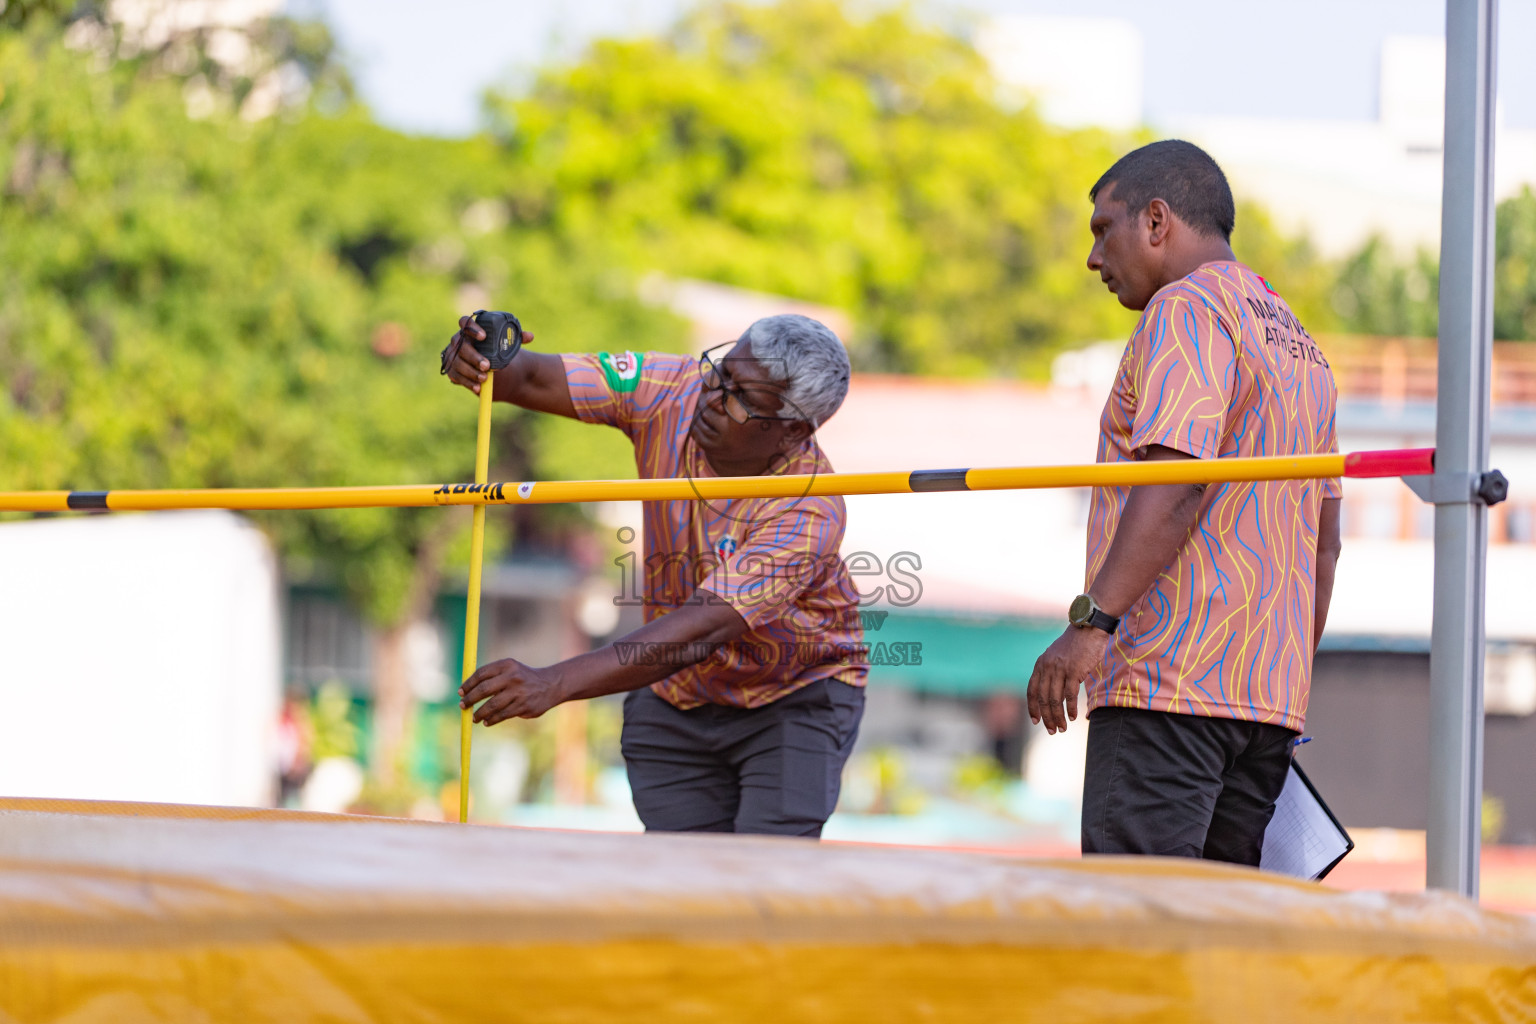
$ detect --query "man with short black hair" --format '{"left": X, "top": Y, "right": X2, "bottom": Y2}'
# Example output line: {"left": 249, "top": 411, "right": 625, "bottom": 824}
{"left": 1027, "top": 139, "right": 1343, "bottom": 865}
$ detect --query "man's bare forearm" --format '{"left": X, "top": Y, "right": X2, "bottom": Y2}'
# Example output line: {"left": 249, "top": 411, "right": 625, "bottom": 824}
{"left": 551, "top": 593, "right": 750, "bottom": 703}
{"left": 1089, "top": 447, "right": 1205, "bottom": 617}
{"left": 1313, "top": 555, "right": 1338, "bottom": 652}
{"left": 1312, "top": 498, "right": 1343, "bottom": 652}
{"left": 1026, "top": 447, "right": 1201, "bottom": 734}
{"left": 491, "top": 349, "right": 577, "bottom": 416}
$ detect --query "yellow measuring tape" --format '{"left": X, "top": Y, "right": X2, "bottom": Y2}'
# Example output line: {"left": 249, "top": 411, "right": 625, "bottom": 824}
{"left": 458, "top": 371, "right": 495, "bottom": 824}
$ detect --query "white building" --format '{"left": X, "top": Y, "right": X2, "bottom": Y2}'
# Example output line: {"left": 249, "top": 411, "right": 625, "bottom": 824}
{"left": 0, "top": 512, "right": 282, "bottom": 806}
{"left": 979, "top": 18, "right": 1536, "bottom": 257}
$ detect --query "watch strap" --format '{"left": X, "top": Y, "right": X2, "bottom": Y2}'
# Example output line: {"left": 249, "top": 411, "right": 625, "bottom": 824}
{"left": 1085, "top": 606, "right": 1120, "bottom": 634}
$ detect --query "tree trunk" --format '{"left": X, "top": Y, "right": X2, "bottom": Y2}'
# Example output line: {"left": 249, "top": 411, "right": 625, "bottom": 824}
{"left": 370, "top": 621, "right": 415, "bottom": 788}
{"left": 368, "top": 518, "right": 460, "bottom": 791}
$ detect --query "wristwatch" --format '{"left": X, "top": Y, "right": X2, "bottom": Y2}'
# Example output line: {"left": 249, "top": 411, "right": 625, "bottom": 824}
{"left": 1068, "top": 593, "right": 1120, "bottom": 634}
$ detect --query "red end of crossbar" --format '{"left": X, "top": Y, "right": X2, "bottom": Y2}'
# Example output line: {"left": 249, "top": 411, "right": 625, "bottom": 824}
{"left": 1344, "top": 447, "right": 1435, "bottom": 478}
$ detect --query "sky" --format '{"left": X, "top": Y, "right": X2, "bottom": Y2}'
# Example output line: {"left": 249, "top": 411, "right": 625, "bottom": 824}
{"left": 296, "top": 0, "right": 1536, "bottom": 138}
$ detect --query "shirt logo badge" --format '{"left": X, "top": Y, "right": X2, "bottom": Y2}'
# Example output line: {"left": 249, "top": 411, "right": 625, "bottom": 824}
{"left": 598, "top": 351, "right": 644, "bottom": 393}
{"left": 715, "top": 536, "right": 737, "bottom": 558}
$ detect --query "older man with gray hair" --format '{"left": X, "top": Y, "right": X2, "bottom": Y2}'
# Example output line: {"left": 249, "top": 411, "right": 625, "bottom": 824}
{"left": 442, "top": 312, "right": 867, "bottom": 836}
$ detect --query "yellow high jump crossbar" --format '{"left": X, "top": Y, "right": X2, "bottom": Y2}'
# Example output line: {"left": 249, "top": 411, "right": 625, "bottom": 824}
{"left": 3, "top": 444, "right": 1434, "bottom": 830}
{"left": 0, "top": 449, "right": 1435, "bottom": 513}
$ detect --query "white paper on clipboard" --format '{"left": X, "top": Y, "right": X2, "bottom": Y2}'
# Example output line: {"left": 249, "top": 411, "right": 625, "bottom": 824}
{"left": 1260, "top": 760, "right": 1354, "bottom": 881}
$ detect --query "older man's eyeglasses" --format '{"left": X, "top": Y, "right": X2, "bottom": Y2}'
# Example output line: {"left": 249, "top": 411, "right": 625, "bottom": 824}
{"left": 698, "top": 343, "right": 801, "bottom": 425}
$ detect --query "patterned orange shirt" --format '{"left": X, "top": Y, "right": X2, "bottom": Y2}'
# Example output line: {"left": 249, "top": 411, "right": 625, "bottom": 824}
{"left": 563, "top": 351, "right": 867, "bottom": 710}
{"left": 1085, "top": 261, "right": 1341, "bottom": 732}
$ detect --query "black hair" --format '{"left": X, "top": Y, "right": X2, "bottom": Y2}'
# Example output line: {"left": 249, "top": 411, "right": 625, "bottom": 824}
{"left": 1089, "top": 140, "right": 1235, "bottom": 242}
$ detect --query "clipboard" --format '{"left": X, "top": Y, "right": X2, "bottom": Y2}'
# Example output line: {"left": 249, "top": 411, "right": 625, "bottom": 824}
{"left": 1259, "top": 758, "right": 1355, "bottom": 881}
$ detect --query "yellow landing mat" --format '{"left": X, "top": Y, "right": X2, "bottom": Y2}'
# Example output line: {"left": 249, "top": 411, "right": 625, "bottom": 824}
{"left": 0, "top": 798, "right": 1532, "bottom": 1023}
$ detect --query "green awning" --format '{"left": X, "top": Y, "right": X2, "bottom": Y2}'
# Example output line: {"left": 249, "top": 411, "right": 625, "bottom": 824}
{"left": 860, "top": 610, "right": 1060, "bottom": 696}
{"left": 445, "top": 593, "right": 1059, "bottom": 700}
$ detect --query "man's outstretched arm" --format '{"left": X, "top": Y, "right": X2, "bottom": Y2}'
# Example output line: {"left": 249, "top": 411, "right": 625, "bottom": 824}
{"left": 459, "top": 593, "right": 751, "bottom": 725}
{"left": 443, "top": 315, "right": 578, "bottom": 418}
{"left": 1026, "top": 445, "right": 1206, "bottom": 733}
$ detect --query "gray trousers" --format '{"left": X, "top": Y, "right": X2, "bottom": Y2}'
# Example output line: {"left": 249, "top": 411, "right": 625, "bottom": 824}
{"left": 621, "top": 679, "right": 865, "bottom": 837}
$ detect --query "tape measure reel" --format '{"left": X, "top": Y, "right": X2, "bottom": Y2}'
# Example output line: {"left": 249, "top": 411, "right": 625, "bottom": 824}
{"left": 470, "top": 310, "right": 524, "bottom": 370}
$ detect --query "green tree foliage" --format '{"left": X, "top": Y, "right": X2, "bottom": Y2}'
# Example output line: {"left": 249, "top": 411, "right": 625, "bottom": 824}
{"left": 1, "top": 0, "right": 80, "bottom": 31}
{"left": 1494, "top": 187, "right": 1536, "bottom": 341}
{"left": 1329, "top": 188, "right": 1536, "bottom": 342}
{"left": 29, "top": 0, "right": 1536, "bottom": 797}
{"left": 0, "top": 18, "right": 677, "bottom": 626}
{"left": 1, "top": 13, "right": 684, "bottom": 785}
{"left": 486, "top": 0, "right": 1139, "bottom": 376}
{"left": 1330, "top": 237, "right": 1440, "bottom": 339}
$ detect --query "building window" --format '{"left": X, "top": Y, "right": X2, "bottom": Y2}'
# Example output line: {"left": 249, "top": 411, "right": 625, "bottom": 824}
{"left": 285, "top": 589, "right": 372, "bottom": 692}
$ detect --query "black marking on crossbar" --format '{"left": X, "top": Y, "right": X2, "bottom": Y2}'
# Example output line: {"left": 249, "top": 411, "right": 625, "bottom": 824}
{"left": 908, "top": 469, "right": 970, "bottom": 492}
{"left": 67, "top": 491, "right": 110, "bottom": 510}
{"left": 432, "top": 482, "right": 506, "bottom": 499}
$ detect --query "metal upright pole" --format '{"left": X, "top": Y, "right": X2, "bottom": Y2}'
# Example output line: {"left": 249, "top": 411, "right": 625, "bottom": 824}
{"left": 1428, "top": 0, "right": 1498, "bottom": 898}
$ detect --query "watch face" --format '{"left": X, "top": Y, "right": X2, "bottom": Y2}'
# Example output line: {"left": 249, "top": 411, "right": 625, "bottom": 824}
{"left": 1069, "top": 593, "right": 1092, "bottom": 625}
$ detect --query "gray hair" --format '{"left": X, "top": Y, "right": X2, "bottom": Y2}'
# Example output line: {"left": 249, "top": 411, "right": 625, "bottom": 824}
{"left": 742, "top": 314, "right": 851, "bottom": 427}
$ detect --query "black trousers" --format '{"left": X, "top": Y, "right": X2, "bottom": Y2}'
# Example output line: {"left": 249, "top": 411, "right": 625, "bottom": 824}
{"left": 1081, "top": 706, "right": 1297, "bottom": 865}
{"left": 621, "top": 679, "right": 865, "bottom": 838}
